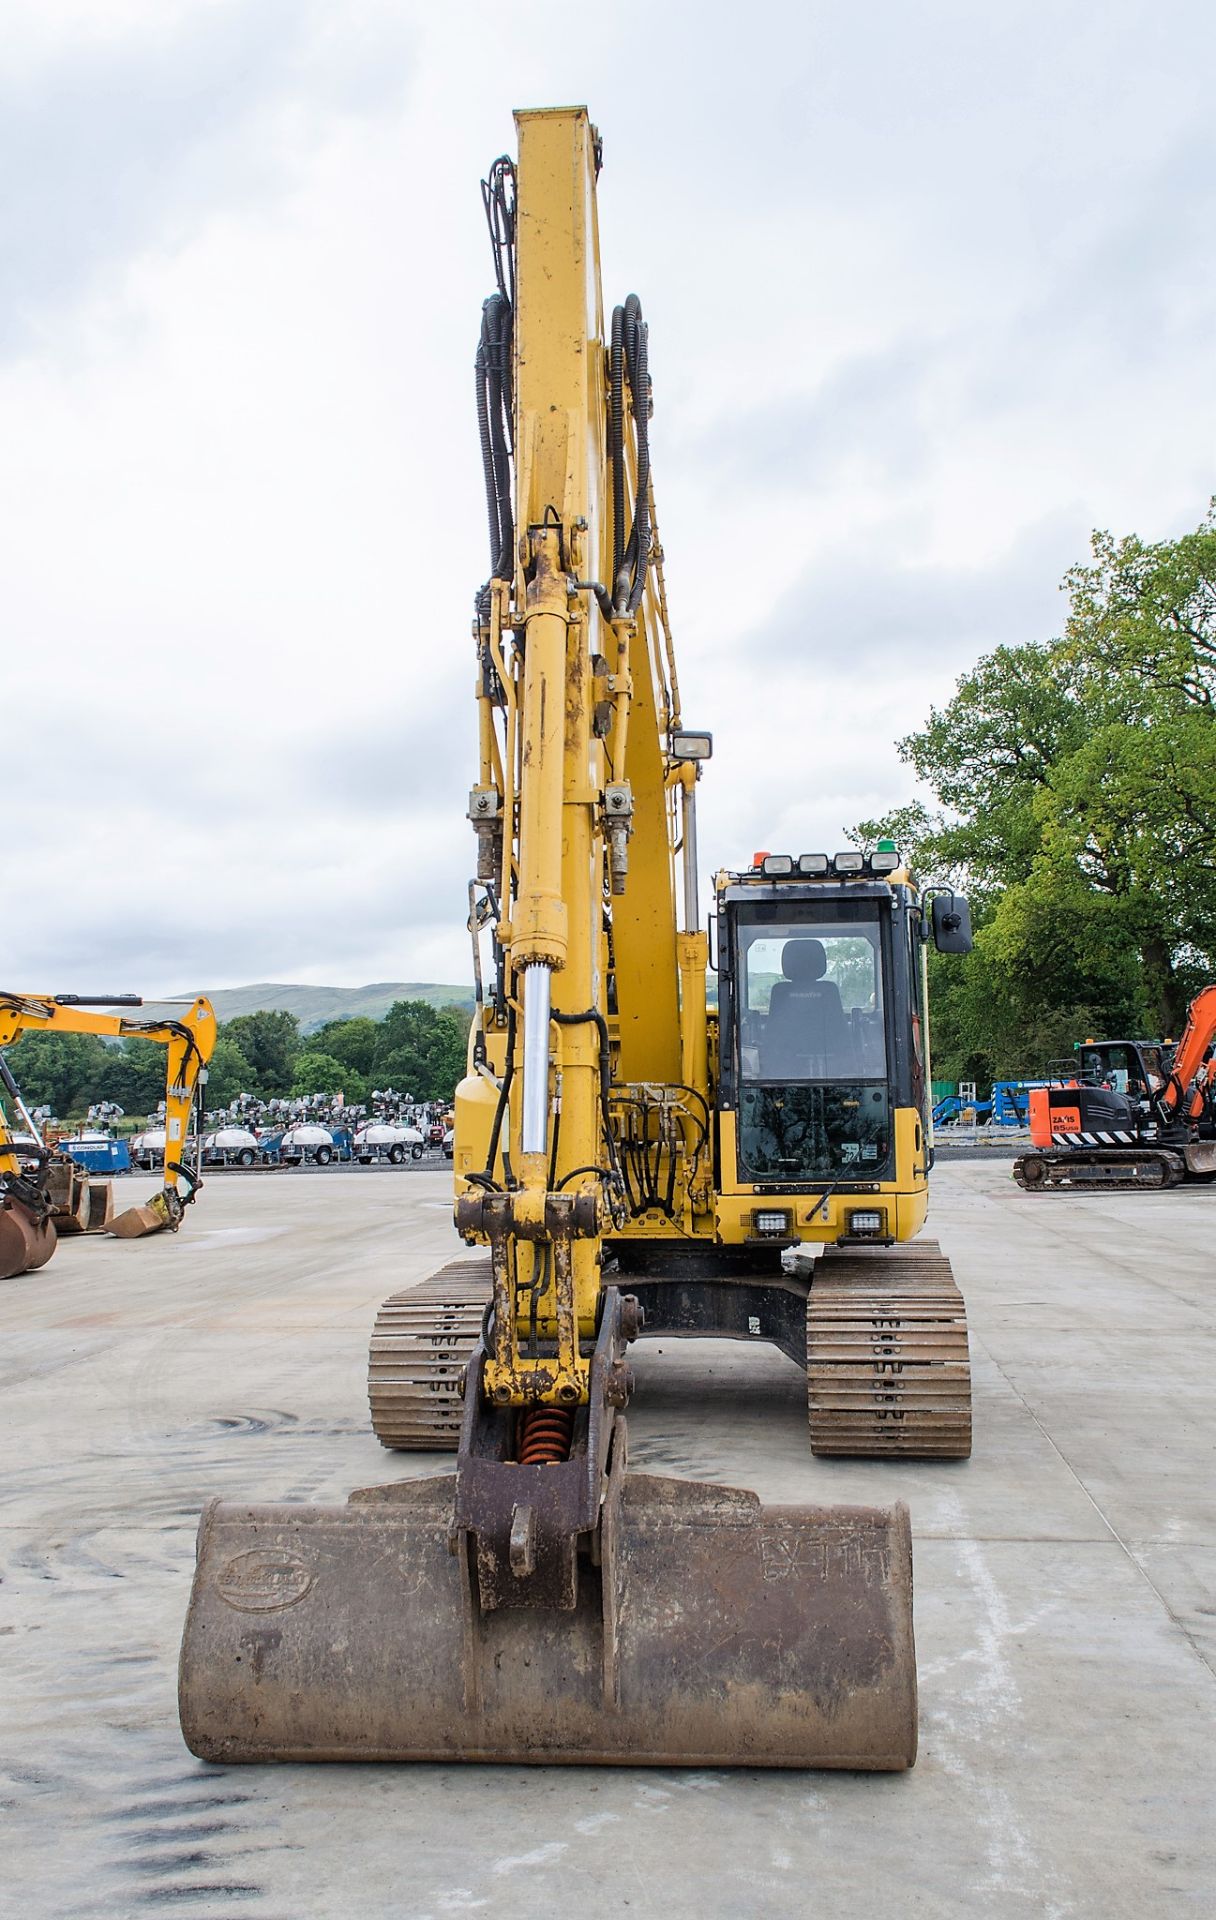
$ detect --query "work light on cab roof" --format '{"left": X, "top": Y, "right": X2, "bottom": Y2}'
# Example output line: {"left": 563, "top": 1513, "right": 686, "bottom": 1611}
{"left": 752, "top": 849, "right": 902, "bottom": 879}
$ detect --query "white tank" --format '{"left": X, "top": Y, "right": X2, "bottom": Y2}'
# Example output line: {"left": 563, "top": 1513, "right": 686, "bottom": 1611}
{"left": 132, "top": 1127, "right": 167, "bottom": 1155}
{"left": 280, "top": 1124, "right": 334, "bottom": 1148}
{"left": 209, "top": 1126, "right": 259, "bottom": 1151}
{"left": 355, "top": 1122, "right": 424, "bottom": 1148}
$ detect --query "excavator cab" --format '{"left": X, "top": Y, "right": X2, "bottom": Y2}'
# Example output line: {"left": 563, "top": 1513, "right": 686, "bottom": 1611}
{"left": 725, "top": 869, "right": 919, "bottom": 1195}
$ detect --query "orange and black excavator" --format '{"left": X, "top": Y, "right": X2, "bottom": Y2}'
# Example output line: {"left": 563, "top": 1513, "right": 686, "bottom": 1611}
{"left": 1014, "top": 986, "right": 1216, "bottom": 1190}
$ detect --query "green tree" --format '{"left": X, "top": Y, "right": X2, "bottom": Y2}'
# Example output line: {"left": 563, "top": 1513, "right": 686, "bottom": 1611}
{"left": 3, "top": 1031, "right": 110, "bottom": 1117}
{"left": 204, "top": 1036, "right": 256, "bottom": 1110}
{"left": 854, "top": 505, "right": 1216, "bottom": 1071}
{"left": 95, "top": 1037, "right": 170, "bottom": 1114}
{"left": 304, "top": 1016, "right": 379, "bottom": 1077}
{"left": 371, "top": 1001, "right": 470, "bottom": 1101}
{"left": 221, "top": 1011, "right": 301, "bottom": 1096}
{"left": 290, "top": 1050, "right": 365, "bottom": 1099}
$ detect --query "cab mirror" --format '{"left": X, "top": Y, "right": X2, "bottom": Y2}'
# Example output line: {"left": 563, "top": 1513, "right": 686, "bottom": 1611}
{"left": 930, "top": 891, "right": 973, "bottom": 954}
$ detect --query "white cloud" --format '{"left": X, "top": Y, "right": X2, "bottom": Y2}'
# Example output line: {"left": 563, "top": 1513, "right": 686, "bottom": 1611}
{"left": 2, "top": 0, "right": 1213, "bottom": 993}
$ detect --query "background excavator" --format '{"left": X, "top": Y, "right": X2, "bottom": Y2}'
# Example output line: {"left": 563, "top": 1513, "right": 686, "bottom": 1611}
{"left": 0, "top": 993, "right": 216, "bottom": 1277}
{"left": 1014, "top": 986, "right": 1216, "bottom": 1191}
{"left": 180, "top": 108, "right": 973, "bottom": 1772}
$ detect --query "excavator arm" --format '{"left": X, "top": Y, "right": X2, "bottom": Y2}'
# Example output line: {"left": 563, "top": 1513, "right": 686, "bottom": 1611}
{"left": 457, "top": 113, "right": 711, "bottom": 1421}
{"left": 1162, "top": 984, "right": 1216, "bottom": 1121}
{"left": 0, "top": 993, "right": 216, "bottom": 1234}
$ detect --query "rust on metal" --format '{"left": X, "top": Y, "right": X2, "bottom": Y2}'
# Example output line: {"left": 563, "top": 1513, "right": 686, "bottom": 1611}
{"left": 45, "top": 1159, "right": 91, "bottom": 1233}
{"left": 108, "top": 1189, "right": 179, "bottom": 1238}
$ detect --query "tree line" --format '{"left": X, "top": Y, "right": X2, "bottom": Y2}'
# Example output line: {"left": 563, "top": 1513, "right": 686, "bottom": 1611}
{"left": 5, "top": 1000, "right": 472, "bottom": 1122}
{"left": 855, "top": 504, "right": 1216, "bottom": 1086}
{"left": 11, "top": 508, "right": 1212, "bottom": 1113}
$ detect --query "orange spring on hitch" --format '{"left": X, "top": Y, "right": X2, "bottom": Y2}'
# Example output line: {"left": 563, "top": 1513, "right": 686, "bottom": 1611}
{"left": 516, "top": 1405, "right": 574, "bottom": 1465}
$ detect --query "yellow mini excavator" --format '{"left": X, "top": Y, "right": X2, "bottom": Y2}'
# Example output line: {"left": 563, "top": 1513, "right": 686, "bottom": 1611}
{"left": 180, "top": 108, "right": 974, "bottom": 1771}
{"left": 0, "top": 992, "right": 216, "bottom": 1275}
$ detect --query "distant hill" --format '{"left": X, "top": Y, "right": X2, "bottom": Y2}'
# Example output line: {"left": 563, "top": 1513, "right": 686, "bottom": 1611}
{"left": 142, "top": 982, "right": 474, "bottom": 1034}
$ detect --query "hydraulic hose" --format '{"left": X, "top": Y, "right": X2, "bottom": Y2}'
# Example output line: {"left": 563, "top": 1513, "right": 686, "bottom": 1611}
{"left": 608, "top": 295, "right": 652, "bottom": 615}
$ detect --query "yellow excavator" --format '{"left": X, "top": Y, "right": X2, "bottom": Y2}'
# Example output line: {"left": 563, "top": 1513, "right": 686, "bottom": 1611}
{"left": 0, "top": 992, "right": 216, "bottom": 1277}
{"left": 180, "top": 108, "right": 973, "bottom": 1771}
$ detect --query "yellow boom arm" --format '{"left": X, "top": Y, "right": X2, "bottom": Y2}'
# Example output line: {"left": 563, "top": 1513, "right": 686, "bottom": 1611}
{"left": 457, "top": 108, "right": 708, "bottom": 1413}
{"left": 0, "top": 994, "right": 216, "bottom": 1201}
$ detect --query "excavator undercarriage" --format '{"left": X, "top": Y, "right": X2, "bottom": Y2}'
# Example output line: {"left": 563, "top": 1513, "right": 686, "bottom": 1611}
{"left": 369, "top": 1240, "right": 971, "bottom": 1462}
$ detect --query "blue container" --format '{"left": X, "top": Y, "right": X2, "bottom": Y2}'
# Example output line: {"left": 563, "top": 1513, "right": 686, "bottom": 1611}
{"left": 60, "top": 1135, "right": 132, "bottom": 1174}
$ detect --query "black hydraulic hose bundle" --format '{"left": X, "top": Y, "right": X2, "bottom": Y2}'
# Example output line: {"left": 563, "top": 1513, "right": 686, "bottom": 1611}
{"left": 475, "top": 157, "right": 517, "bottom": 621}
{"left": 476, "top": 293, "right": 514, "bottom": 593}
{"left": 608, "top": 293, "right": 651, "bottom": 615}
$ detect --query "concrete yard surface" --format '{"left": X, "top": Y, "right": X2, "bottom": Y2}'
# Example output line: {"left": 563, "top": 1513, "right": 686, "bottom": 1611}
{"left": 2, "top": 1162, "right": 1213, "bottom": 1919}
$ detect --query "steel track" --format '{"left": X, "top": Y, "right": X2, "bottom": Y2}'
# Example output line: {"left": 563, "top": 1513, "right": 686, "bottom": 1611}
{"left": 806, "top": 1239, "right": 972, "bottom": 1458}
{"left": 368, "top": 1258, "right": 490, "bottom": 1450}
{"left": 1012, "top": 1148, "right": 1185, "bottom": 1191}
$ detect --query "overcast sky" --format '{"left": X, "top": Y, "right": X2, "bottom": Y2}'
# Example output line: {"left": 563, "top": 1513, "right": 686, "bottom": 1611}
{"left": 4, "top": 0, "right": 1214, "bottom": 995}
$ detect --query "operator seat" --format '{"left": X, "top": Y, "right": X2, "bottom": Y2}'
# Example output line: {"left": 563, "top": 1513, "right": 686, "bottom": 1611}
{"left": 762, "top": 938, "right": 849, "bottom": 1077}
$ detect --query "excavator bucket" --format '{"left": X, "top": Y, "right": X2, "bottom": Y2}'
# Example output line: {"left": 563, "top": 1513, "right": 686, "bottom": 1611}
{"left": 45, "top": 1158, "right": 91, "bottom": 1233}
{"left": 0, "top": 1196, "right": 56, "bottom": 1280}
{"left": 179, "top": 1475, "right": 915, "bottom": 1769}
{"left": 108, "top": 1188, "right": 179, "bottom": 1238}
{"left": 182, "top": 1285, "right": 918, "bottom": 1775}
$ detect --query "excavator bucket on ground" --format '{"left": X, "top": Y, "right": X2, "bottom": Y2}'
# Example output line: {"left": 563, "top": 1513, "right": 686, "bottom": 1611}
{"left": 0, "top": 1193, "right": 56, "bottom": 1280}
{"left": 46, "top": 1160, "right": 115, "bottom": 1234}
{"left": 109, "top": 1184, "right": 186, "bottom": 1239}
{"left": 179, "top": 1289, "right": 918, "bottom": 1770}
